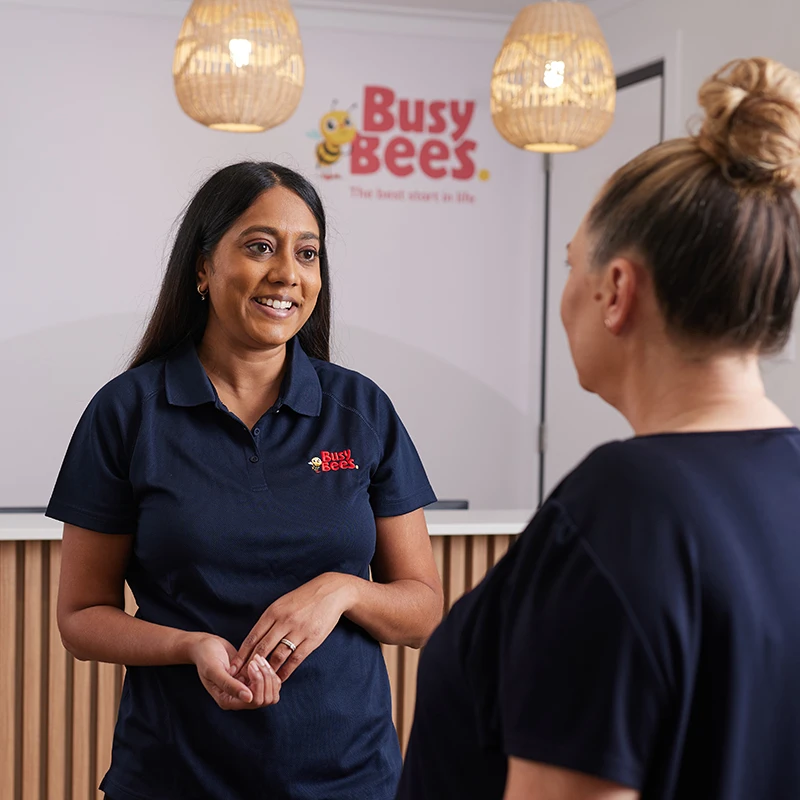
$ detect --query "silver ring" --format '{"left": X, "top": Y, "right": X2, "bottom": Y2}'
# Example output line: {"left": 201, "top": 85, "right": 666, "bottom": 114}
{"left": 279, "top": 638, "right": 297, "bottom": 653}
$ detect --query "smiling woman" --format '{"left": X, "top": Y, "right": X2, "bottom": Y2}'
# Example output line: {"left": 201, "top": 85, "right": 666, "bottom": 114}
{"left": 198, "top": 193, "right": 321, "bottom": 349}
{"left": 46, "top": 162, "right": 444, "bottom": 800}
{"left": 130, "top": 164, "right": 332, "bottom": 369}
{"left": 193, "top": 186, "right": 326, "bottom": 424}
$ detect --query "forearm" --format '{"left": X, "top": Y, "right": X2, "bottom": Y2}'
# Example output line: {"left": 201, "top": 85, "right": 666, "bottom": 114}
{"left": 339, "top": 575, "right": 444, "bottom": 649}
{"left": 59, "top": 604, "right": 202, "bottom": 666}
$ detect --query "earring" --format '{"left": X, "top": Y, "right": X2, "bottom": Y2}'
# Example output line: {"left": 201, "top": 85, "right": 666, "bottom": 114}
{"left": 197, "top": 285, "right": 208, "bottom": 300}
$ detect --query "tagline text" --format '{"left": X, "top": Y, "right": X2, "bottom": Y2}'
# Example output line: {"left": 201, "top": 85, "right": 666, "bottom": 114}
{"left": 349, "top": 186, "right": 476, "bottom": 204}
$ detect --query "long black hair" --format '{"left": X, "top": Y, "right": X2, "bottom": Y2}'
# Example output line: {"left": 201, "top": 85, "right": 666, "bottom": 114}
{"left": 129, "top": 162, "right": 331, "bottom": 368}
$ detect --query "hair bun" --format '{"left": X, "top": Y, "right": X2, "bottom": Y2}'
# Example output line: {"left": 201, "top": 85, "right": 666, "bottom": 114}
{"left": 697, "top": 57, "right": 800, "bottom": 190}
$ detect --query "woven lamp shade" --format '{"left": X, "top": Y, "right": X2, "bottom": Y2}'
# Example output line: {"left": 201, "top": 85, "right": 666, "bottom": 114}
{"left": 491, "top": 2, "right": 616, "bottom": 153}
{"left": 173, "top": 0, "right": 304, "bottom": 133}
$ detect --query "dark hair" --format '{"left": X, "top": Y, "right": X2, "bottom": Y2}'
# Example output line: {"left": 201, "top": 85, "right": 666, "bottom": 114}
{"left": 129, "top": 162, "right": 331, "bottom": 368}
{"left": 588, "top": 58, "right": 800, "bottom": 354}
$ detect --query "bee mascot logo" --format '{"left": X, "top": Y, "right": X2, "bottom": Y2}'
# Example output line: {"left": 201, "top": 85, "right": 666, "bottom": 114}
{"left": 309, "top": 451, "right": 359, "bottom": 473}
{"left": 307, "top": 100, "right": 358, "bottom": 180}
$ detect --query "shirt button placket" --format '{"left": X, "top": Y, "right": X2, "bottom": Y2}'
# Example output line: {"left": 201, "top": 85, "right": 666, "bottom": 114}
{"left": 246, "top": 429, "right": 267, "bottom": 491}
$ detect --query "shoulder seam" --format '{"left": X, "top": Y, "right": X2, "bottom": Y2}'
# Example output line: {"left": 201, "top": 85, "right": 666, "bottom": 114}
{"left": 143, "top": 386, "right": 161, "bottom": 404}
{"left": 321, "top": 391, "right": 383, "bottom": 454}
{"left": 578, "top": 535, "right": 670, "bottom": 694}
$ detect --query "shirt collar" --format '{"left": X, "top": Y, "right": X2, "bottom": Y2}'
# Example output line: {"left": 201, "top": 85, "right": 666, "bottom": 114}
{"left": 277, "top": 338, "right": 323, "bottom": 417}
{"left": 164, "top": 337, "right": 322, "bottom": 417}
{"left": 164, "top": 338, "right": 216, "bottom": 407}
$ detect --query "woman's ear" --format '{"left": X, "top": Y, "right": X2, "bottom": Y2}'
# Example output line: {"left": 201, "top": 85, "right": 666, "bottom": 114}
{"left": 196, "top": 256, "right": 209, "bottom": 292}
{"left": 602, "top": 256, "right": 639, "bottom": 334}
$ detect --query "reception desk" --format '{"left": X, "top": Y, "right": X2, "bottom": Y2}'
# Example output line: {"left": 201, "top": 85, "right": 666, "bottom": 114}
{"left": 0, "top": 510, "right": 530, "bottom": 800}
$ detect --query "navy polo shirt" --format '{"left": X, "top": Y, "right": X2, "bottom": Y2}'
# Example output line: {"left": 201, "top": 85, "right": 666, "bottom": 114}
{"left": 398, "top": 430, "right": 800, "bottom": 799}
{"left": 47, "top": 337, "right": 436, "bottom": 800}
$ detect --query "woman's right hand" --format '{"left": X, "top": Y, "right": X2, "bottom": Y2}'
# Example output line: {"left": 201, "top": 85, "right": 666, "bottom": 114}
{"left": 189, "top": 633, "right": 281, "bottom": 710}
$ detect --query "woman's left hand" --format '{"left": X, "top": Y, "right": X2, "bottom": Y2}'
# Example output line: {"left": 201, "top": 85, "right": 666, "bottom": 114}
{"left": 230, "top": 573, "right": 355, "bottom": 682}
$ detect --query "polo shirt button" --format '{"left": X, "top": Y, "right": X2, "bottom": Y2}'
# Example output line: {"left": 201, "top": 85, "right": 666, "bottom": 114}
{"left": 250, "top": 455, "right": 259, "bottom": 463}
{"left": 253, "top": 428, "right": 260, "bottom": 435}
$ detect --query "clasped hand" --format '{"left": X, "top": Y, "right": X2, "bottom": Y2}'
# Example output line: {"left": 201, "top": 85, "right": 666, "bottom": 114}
{"left": 191, "top": 573, "right": 353, "bottom": 711}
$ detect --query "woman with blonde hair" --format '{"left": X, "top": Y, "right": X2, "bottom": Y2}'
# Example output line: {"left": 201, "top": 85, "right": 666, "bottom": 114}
{"left": 399, "top": 57, "right": 800, "bottom": 800}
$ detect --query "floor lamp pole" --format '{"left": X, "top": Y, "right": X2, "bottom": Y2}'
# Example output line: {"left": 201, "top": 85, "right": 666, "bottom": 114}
{"left": 537, "top": 152, "right": 552, "bottom": 509}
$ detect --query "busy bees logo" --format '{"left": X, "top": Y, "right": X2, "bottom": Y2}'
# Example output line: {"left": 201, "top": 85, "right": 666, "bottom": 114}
{"left": 309, "top": 450, "right": 360, "bottom": 473}
{"left": 308, "top": 86, "right": 490, "bottom": 183}
{"left": 306, "top": 101, "right": 359, "bottom": 180}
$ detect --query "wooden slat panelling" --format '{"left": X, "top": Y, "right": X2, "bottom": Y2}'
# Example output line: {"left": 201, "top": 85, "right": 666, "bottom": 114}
{"left": 22, "top": 542, "right": 45, "bottom": 800}
{"left": 399, "top": 645, "right": 420, "bottom": 754}
{"left": 0, "top": 542, "right": 19, "bottom": 800}
{"left": 381, "top": 642, "right": 401, "bottom": 731}
{"left": 48, "top": 543, "right": 67, "bottom": 800}
{"left": 492, "top": 534, "right": 513, "bottom": 565}
{"left": 123, "top": 584, "right": 136, "bottom": 618}
{"left": 1, "top": 533, "right": 517, "bottom": 796}
{"left": 71, "top": 655, "right": 93, "bottom": 799}
{"left": 95, "top": 663, "right": 117, "bottom": 799}
{"left": 431, "top": 536, "right": 446, "bottom": 599}
{"left": 445, "top": 536, "right": 467, "bottom": 608}
{"left": 468, "top": 535, "right": 490, "bottom": 591}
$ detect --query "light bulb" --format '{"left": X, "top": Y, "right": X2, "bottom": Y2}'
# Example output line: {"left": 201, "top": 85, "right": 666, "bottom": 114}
{"left": 543, "top": 60, "right": 566, "bottom": 89}
{"left": 174, "top": 0, "right": 305, "bottom": 133}
{"left": 490, "top": 3, "right": 616, "bottom": 152}
{"left": 229, "top": 39, "right": 252, "bottom": 68}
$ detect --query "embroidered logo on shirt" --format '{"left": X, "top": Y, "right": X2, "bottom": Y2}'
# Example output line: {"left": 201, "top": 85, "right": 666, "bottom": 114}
{"left": 309, "top": 450, "right": 359, "bottom": 473}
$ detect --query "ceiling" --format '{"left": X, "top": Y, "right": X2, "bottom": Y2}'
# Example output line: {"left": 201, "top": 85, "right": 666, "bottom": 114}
{"left": 299, "top": 0, "right": 599, "bottom": 15}
{"left": 300, "top": 0, "right": 595, "bottom": 17}
{"left": 2, "top": 0, "right": 596, "bottom": 20}
{"left": 302, "top": 0, "right": 530, "bottom": 15}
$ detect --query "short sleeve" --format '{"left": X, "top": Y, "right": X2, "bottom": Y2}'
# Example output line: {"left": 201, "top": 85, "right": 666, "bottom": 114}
{"left": 367, "top": 391, "right": 436, "bottom": 518}
{"left": 46, "top": 380, "right": 139, "bottom": 535}
{"left": 499, "top": 499, "right": 694, "bottom": 790}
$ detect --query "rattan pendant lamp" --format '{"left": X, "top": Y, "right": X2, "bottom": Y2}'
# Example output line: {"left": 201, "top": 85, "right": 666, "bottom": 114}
{"left": 173, "top": 0, "right": 305, "bottom": 133}
{"left": 491, "top": 2, "right": 616, "bottom": 506}
{"left": 491, "top": 1, "right": 616, "bottom": 152}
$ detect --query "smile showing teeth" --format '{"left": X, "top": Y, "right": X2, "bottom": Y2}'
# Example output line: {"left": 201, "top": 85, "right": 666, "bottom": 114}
{"left": 255, "top": 298, "right": 294, "bottom": 310}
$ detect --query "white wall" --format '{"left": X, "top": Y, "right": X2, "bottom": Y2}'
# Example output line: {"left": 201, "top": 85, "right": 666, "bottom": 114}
{"left": 545, "top": 75, "right": 665, "bottom": 494}
{"left": 0, "top": 1, "right": 543, "bottom": 511}
{"left": 6, "top": 0, "right": 797, "bottom": 511}
{"left": 540, "top": 0, "right": 800, "bottom": 491}
{"left": 597, "top": 0, "right": 800, "bottom": 421}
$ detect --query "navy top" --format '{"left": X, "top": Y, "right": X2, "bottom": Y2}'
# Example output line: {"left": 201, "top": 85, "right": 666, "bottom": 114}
{"left": 399, "top": 429, "right": 800, "bottom": 799}
{"left": 47, "top": 337, "right": 436, "bottom": 800}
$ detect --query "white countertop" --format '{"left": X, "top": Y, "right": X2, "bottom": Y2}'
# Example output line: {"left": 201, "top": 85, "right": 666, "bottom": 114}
{"left": 423, "top": 509, "right": 531, "bottom": 536}
{"left": 0, "top": 510, "right": 533, "bottom": 542}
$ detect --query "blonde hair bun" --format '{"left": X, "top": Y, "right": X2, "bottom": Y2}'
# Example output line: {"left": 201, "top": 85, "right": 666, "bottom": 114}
{"left": 697, "top": 57, "right": 800, "bottom": 190}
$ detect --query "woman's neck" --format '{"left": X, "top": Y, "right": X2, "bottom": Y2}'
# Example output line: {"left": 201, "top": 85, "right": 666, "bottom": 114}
{"left": 197, "top": 328, "right": 287, "bottom": 400}
{"left": 610, "top": 348, "right": 792, "bottom": 436}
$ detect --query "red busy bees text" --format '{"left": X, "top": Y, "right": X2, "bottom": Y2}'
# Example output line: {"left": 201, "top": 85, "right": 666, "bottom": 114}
{"left": 351, "top": 86, "right": 477, "bottom": 181}
{"left": 309, "top": 450, "right": 359, "bottom": 473}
